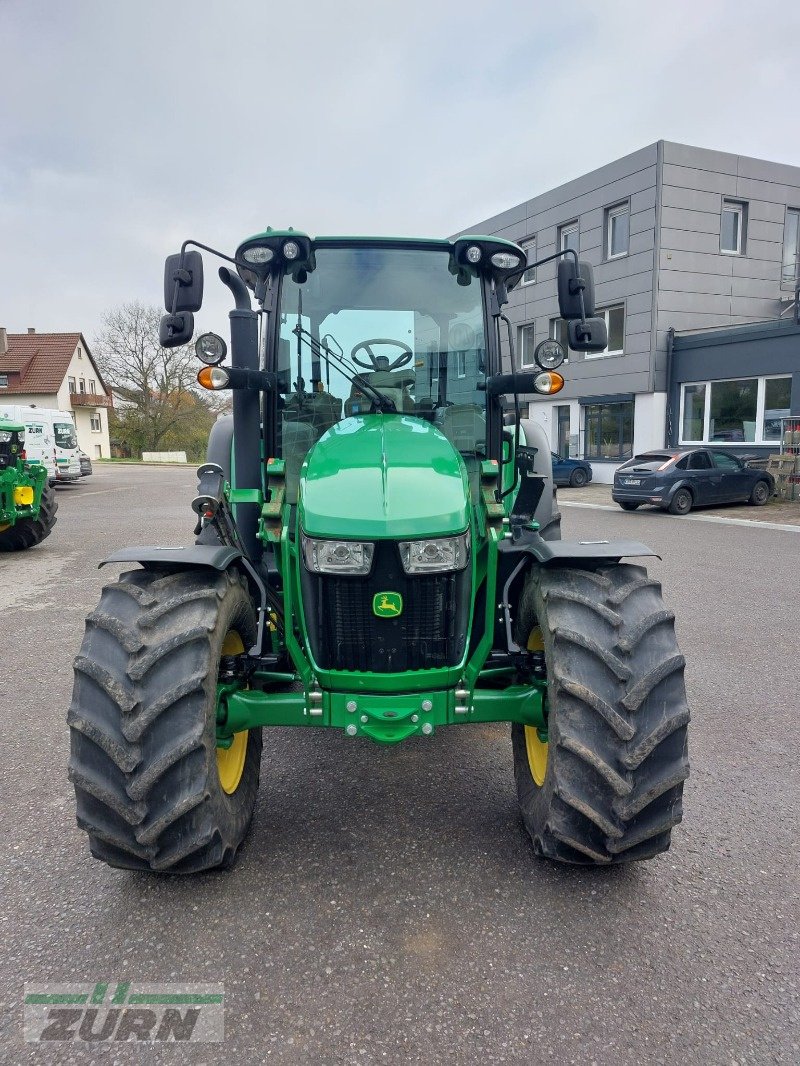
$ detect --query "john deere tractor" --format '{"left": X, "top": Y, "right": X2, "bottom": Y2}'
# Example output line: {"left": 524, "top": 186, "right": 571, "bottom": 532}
{"left": 0, "top": 414, "right": 57, "bottom": 551}
{"left": 68, "top": 231, "right": 689, "bottom": 872}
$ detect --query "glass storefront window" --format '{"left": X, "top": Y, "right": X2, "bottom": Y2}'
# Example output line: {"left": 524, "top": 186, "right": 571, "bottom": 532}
{"left": 682, "top": 383, "right": 706, "bottom": 441}
{"left": 763, "top": 377, "right": 791, "bottom": 441}
{"left": 584, "top": 401, "right": 633, "bottom": 460}
{"left": 709, "top": 379, "right": 757, "bottom": 443}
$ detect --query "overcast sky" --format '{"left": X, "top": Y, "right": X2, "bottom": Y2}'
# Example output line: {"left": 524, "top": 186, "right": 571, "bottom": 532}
{"left": 1, "top": 0, "right": 798, "bottom": 345}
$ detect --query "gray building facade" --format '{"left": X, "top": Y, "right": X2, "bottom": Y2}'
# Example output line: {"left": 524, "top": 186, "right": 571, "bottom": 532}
{"left": 459, "top": 141, "right": 800, "bottom": 482}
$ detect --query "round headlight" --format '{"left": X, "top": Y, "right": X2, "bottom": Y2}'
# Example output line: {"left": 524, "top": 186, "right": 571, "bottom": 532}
{"left": 242, "top": 245, "right": 274, "bottom": 264}
{"left": 283, "top": 240, "right": 300, "bottom": 260}
{"left": 490, "top": 251, "right": 521, "bottom": 270}
{"left": 465, "top": 245, "right": 482, "bottom": 264}
{"left": 533, "top": 338, "right": 565, "bottom": 370}
{"left": 195, "top": 332, "right": 228, "bottom": 366}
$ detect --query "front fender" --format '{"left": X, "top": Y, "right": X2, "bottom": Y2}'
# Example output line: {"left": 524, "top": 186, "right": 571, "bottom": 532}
{"left": 497, "top": 530, "right": 659, "bottom": 565}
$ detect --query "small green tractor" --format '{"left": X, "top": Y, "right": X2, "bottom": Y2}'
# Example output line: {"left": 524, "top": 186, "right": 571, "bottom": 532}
{"left": 68, "top": 232, "right": 689, "bottom": 872}
{"left": 0, "top": 414, "right": 57, "bottom": 551}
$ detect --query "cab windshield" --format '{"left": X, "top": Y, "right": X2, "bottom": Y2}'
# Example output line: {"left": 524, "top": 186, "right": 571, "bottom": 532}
{"left": 276, "top": 245, "right": 487, "bottom": 468}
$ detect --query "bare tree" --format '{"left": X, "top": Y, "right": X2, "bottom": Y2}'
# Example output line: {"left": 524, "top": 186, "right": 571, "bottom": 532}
{"left": 94, "top": 302, "right": 206, "bottom": 454}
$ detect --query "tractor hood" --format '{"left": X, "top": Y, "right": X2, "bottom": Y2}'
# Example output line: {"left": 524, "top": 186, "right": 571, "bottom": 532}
{"left": 299, "top": 415, "right": 470, "bottom": 539}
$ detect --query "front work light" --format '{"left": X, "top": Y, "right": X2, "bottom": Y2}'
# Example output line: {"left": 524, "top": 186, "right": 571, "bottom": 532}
{"left": 490, "top": 251, "right": 521, "bottom": 270}
{"left": 533, "top": 371, "right": 565, "bottom": 395}
{"left": 533, "top": 338, "right": 565, "bottom": 371}
{"left": 398, "top": 532, "right": 470, "bottom": 574}
{"left": 283, "top": 240, "right": 300, "bottom": 260}
{"left": 302, "top": 537, "right": 375, "bottom": 575}
{"left": 465, "top": 245, "right": 482, "bottom": 264}
{"left": 195, "top": 332, "right": 228, "bottom": 366}
{"left": 241, "top": 246, "right": 274, "bottom": 264}
{"left": 197, "top": 366, "right": 230, "bottom": 390}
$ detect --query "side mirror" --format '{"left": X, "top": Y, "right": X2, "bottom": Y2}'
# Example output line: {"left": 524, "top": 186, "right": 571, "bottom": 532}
{"left": 159, "top": 312, "right": 194, "bottom": 348}
{"left": 163, "top": 250, "right": 204, "bottom": 313}
{"left": 567, "top": 317, "right": 608, "bottom": 353}
{"left": 557, "top": 259, "right": 595, "bottom": 319}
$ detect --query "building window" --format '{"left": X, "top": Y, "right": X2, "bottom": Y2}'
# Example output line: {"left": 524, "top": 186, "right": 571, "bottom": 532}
{"left": 682, "top": 383, "right": 706, "bottom": 442}
{"left": 559, "top": 221, "right": 579, "bottom": 256}
{"left": 549, "top": 317, "right": 579, "bottom": 358}
{"left": 605, "top": 202, "right": 630, "bottom": 259}
{"left": 90, "top": 413, "right": 102, "bottom": 432}
{"left": 520, "top": 237, "right": 536, "bottom": 285}
{"left": 720, "top": 200, "right": 746, "bottom": 255}
{"left": 556, "top": 404, "right": 571, "bottom": 456}
{"left": 709, "top": 378, "right": 757, "bottom": 441}
{"left": 518, "top": 324, "right": 536, "bottom": 367}
{"left": 584, "top": 305, "right": 625, "bottom": 359}
{"left": 89, "top": 379, "right": 97, "bottom": 394}
{"left": 68, "top": 377, "right": 76, "bottom": 394}
{"left": 584, "top": 401, "right": 634, "bottom": 460}
{"left": 763, "top": 377, "right": 792, "bottom": 440}
{"left": 456, "top": 351, "right": 467, "bottom": 379}
{"left": 782, "top": 208, "right": 800, "bottom": 289}
{"left": 0, "top": 373, "right": 7, "bottom": 388}
{"left": 679, "top": 376, "right": 791, "bottom": 445}
{"left": 79, "top": 378, "right": 86, "bottom": 393}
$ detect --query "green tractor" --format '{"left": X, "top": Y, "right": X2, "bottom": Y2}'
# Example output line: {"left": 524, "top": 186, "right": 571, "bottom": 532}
{"left": 68, "top": 232, "right": 689, "bottom": 872}
{"left": 0, "top": 414, "right": 57, "bottom": 551}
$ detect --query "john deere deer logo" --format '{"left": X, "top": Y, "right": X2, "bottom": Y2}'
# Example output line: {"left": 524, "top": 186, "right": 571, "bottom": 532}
{"left": 373, "top": 592, "right": 403, "bottom": 618}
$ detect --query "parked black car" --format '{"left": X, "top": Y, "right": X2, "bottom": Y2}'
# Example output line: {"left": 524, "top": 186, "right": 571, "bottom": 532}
{"left": 612, "top": 448, "right": 774, "bottom": 515}
{"left": 551, "top": 452, "right": 593, "bottom": 487}
{"left": 78, "top": 450, "right": 92, "bottom": 476}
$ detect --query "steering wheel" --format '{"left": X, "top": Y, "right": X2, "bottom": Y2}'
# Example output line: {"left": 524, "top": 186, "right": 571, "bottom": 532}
{"left": 351, "top": 338, "right": 413, "bottom": 372}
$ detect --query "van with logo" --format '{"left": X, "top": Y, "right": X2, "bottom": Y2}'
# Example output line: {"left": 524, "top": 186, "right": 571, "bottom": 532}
{"left": 0, "top": 404, "right": 58, "bottom": 482}
{"left": 0, "top": 406, "right": 81, "bottom": 482}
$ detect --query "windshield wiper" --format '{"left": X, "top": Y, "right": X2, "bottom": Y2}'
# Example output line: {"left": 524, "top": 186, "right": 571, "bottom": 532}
{"left": 290, "top": 325, "right": 396, "bottom": 413}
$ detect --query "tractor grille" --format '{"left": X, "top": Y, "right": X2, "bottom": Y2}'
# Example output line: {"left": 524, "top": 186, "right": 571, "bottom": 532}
{"left": 301, "top": 539, "right": 470, "bottom": 672}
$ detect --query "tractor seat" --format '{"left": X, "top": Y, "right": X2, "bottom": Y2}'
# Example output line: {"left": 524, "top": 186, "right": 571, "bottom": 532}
{"left": 283, "top": 391, "right": 342, "bottom": 438}
{"left": 435, "top": 404, "right": 486, "bottom": 455}
{"left": 344, "top": 370, "right": 415, "bottom": 416}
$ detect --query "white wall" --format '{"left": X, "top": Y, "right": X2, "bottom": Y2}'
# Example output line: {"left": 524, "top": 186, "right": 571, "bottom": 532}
{"left": 55, "top": 342, "right": 112, "bottom": 458}
{"left": 633, "top": 392, "right": 667, "bottom": 455}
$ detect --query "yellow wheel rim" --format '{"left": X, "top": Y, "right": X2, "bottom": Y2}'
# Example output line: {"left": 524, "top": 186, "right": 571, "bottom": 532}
{"left": 524, "top": 626, "right": 549, "bottom": 786}
{"left": 0, "top": 523, "right": 10, "bottom": 533}
{"left": 216, "top": 630, "right": 248, "bottom": 795}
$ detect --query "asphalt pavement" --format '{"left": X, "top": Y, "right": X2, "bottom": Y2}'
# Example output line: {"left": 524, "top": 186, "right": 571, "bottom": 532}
{"left": 1, "top": 465, "right": 798, "bottom": 1065}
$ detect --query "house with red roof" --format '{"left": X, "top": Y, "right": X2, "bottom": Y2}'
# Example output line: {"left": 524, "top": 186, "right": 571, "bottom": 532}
{"left": 0, "top": 328, "right": 112, "bottom": 458}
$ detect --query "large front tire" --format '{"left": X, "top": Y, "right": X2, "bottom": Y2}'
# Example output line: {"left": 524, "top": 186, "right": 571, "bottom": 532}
{"left": 0, "top": 482, "right": 58, "bottom": 551}
{"left": 68, "top": 567, "right": 262, "bottom": 873}
{"left": 512, "top": 563, "right": 689, "bottom": 864}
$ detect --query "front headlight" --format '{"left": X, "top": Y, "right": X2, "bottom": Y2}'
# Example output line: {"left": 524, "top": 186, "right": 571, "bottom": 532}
{"left": 398, "top": 532, "right": 470, "bottom": 574}
{"left": 302, "top": 537, "right": 374, "bottom": 575}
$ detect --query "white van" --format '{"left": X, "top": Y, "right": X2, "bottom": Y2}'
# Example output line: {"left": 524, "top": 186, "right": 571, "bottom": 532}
{"left": 0, "top": 405, "right": 80, "bottom": 482}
